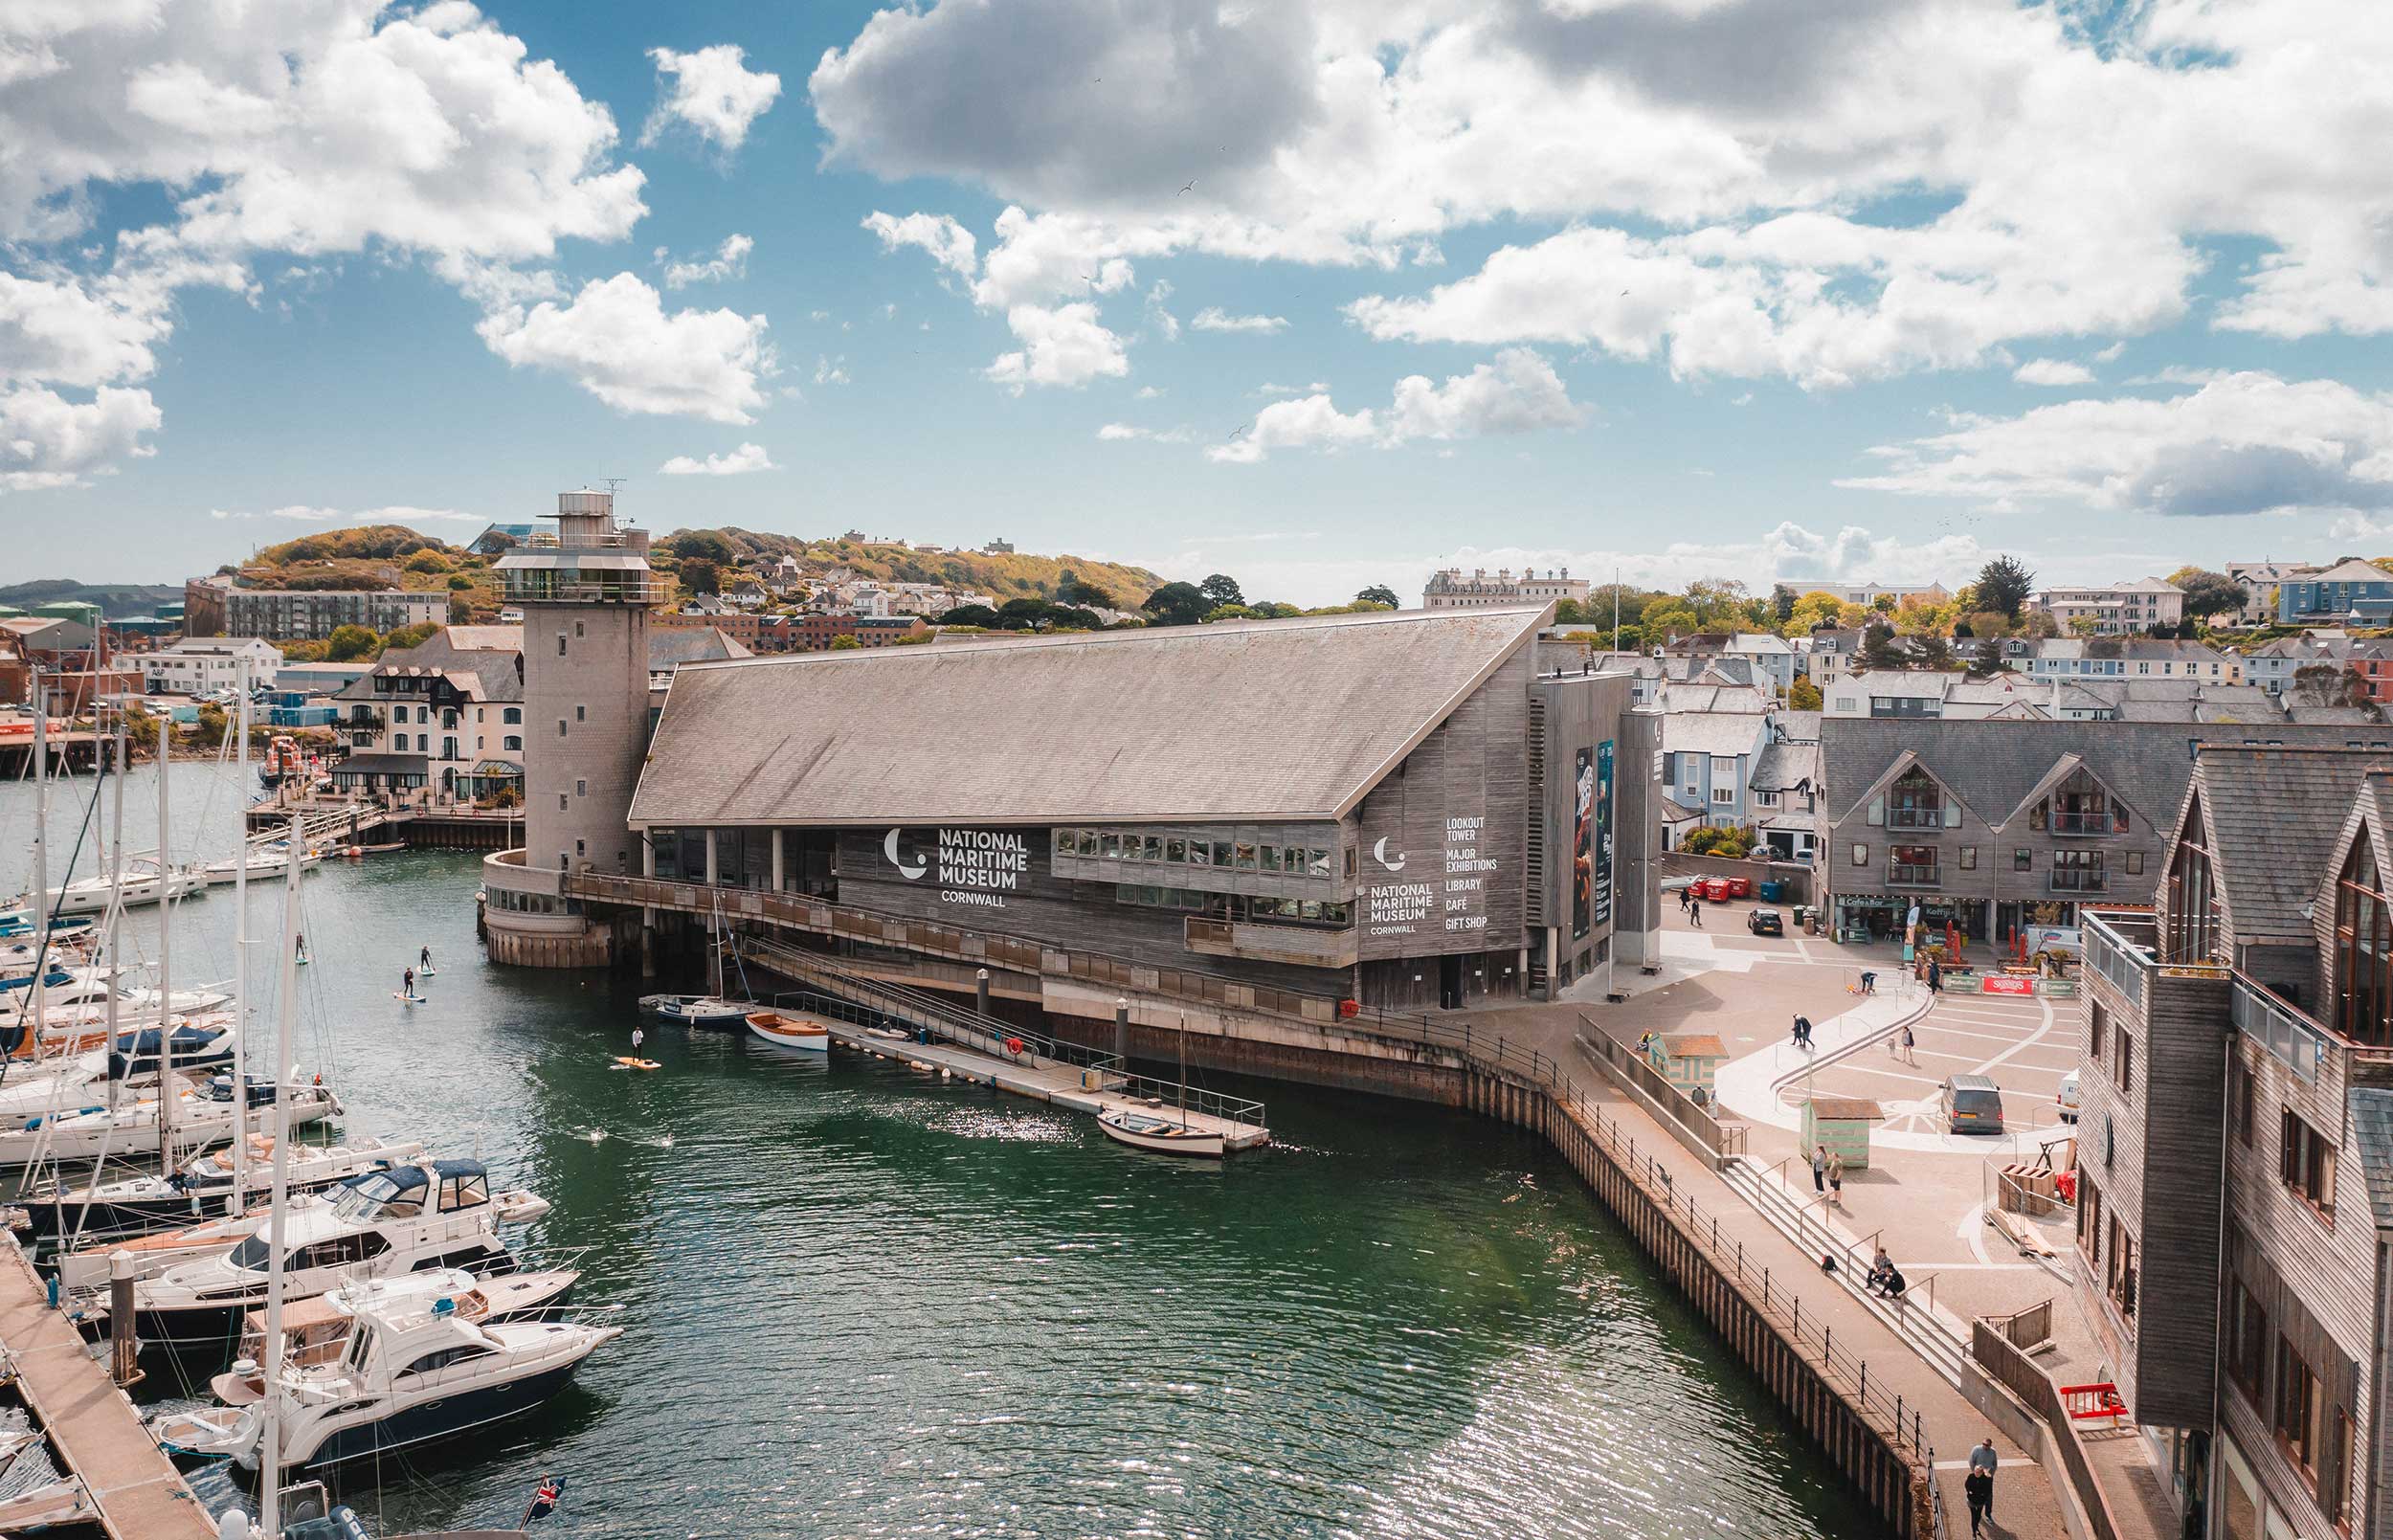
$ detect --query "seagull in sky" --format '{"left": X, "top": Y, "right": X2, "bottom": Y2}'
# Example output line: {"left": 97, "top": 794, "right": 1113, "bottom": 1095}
{"left": 1178, "top": 179, "right": 1197, "bottom": 196}
{"left": 1228, "top": 424, "right": 1248, "bottom": 440}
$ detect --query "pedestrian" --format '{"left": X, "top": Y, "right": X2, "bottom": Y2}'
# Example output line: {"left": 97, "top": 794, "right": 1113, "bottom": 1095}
{"left": 1964, "top": 1466, "right": 1991, "bottom": 1535}
{"left": 1810, "top": 1144, "right": 1827, "bottom": 1194}
{"left": 1820, "top": 1251, "right": 1838, "bottom": 1277}
{"left": 631, "top": 1026, "right": 645, "bottom": 1056}
{"left": 1827, "top": 1149, "right": 1844, "bottom": 1205}
{"left": 1689, "top": 896, "right": 1704, "bottom": 928}
{"left": 1928, "top": 956, "right": 1943, "bottom": 994}
{"left": 1967, "top": 1438, "right": 1999, "bottom": 1529}
{"left": 1901, "top": 1021, "right": 1916, "bottom": 1062}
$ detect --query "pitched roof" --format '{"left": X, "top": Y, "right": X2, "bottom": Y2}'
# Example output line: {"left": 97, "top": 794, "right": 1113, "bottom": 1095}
{"left": 1751, "top": 742, "right": 1819, "bottom": 791}
{"left": 1771, "top": 710, "right": 1823, "bottom": 743}
{"left": 630, "top": 606, "right": 1550, "bottom": 826}
{"left": 2182, "top": 748, "right": 2392, "bottom": 945}
{"left": 648, "top": 627, "right": 753, "bottom": 668}
{"left": 2301, "top": 558, "right": 2393, "bottom": 585}
{"left": 1819, "top": 719, "right": 2393, "bottom": 830}
{"left": 1665, "top": 711, "right": 1772, "bottom": 757}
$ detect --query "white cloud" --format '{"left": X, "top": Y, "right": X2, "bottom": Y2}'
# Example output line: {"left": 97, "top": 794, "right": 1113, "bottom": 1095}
{"left": 863, "top": 212, "right": 978, "bottom": 279}
{"left": 2013, "top": 358, "right": 2097, "bottom": 387}
{"left": 0, "top": 385, "right": 160, "bottom": 492}
{"left": 811, "top": 0, "right": 2393, "bottom": 385}
{"left": 660, "top": 441, "right": 776, "bottom": 476}
{"left": 476, "top": 273, "right": 776, "bottom": 424}
{"left": 1258, "top": 381, "right": 1329, "bottom": 398}
{"left": 986, "top": 302, "right": 1129, "bottom": 391}
{"left": 1134, "top": 385, "right": 1163, "bottom": 399}
{"left": 1214, "top": 349, "right": 1583, "bottom": 462}
{"left": 662, "top": 234, "right": 753, "bottom": 289}
{"left": 641, "top": 44, "right": 781, "bottom": 154}
{"left": 209, "top": 502, "right": 478, "bottom": 524}
{"left": 1191, "top": 307, "right": 1287, "bottom": 334}
{"left": 1145, "top": 280, "right": 1180, "bottom": 342}
{"left": 1096, "top": 422, "right": 1193, "bottom": 442}
{"left": 814, "top": 355, "right": 850, "bottom": 386}
{"left": 1839, "top": 371, "right": 2393, "bottom": 518}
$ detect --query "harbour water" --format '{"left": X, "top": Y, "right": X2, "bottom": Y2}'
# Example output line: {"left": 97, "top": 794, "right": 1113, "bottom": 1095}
{"left": 1, "top": 761, "right": 1883, "bottom": 1537}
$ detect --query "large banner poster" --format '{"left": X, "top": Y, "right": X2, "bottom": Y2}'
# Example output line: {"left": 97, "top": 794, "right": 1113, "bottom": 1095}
{"left": 1592, "top": 740, "right": 1617, "bottom": 932}
{"left": 1572, "top": 747, "right": 1595, "bottom": 938}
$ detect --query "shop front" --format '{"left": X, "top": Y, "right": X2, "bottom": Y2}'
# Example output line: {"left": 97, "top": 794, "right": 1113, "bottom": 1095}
{"left": 1831, "top": 891, "right": 1986, "bottom": 945}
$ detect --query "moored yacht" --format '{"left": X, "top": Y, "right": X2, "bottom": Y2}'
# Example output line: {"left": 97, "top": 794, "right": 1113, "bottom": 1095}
{"left": 149, "top": 1264, "right": 617, "bottom": 1467}
{"left": 6, "top": 855, "right": 205, "bottom": 917}
{"left": 0, "top": 1068, "right": 336, "bottom": 1168}
{"left": 639, "top": 993, "right": 751, "bottom": 1029}
{"left": 78, "top": 1158, "right": 548, "bottom": 1351}
{"left": 15, "top": 1133, "right": 428, "bottom": 1240}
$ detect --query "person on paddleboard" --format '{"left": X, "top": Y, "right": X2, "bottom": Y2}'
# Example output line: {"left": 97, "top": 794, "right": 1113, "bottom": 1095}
{"left": 419, "top": 945, "right": 433, "bottom": 971}
{"left": 402, "top": 967, "right": 416, "bottom": 999}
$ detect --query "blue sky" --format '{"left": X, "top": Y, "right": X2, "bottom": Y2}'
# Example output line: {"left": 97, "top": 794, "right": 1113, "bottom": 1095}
{"left": 4, "top": 0, "right": 2392, "bottom": 605}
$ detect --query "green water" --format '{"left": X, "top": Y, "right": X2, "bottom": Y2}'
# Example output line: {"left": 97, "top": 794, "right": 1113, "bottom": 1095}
{"left": 1, "top": 762, "right": 1882, "bottom": 1537}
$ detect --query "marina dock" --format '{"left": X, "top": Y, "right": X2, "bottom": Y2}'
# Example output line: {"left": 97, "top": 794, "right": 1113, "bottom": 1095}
{"left": 0, "top": 1238, "right": 214, "bottom": 1540}
{"left": 813, "top": 1012, "right": 1271, "bottom": 1150}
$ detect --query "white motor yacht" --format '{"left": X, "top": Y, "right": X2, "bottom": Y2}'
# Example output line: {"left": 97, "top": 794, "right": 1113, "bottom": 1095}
{"left": 150, "top": 1265, "right": 617, "bottom": 1468}
{"left": 7, "top": 855, "right": 205, "bottom": 918}
{"left": 17, "top": 1133, "right": 428, "bottom": 1240}
{"left": 79, "top": 1158, "right": 548, "bottom": 1352}
{"left": 0, "top": 1067, "right": 335, "bottom": 1168}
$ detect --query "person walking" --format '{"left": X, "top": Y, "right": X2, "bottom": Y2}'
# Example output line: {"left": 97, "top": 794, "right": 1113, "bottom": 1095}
{"left": 1689, "top": 896, "right": 1704, "bottom": 928}
{"left": 1810, "top": 1145, "right": 1827, "bottom": 1194}
{"left": 1827, "top": 1149, "right": 1845, "bottom": 1206}
{"left": 1967, "top": 1438, "right": 1999, "bottom": 1532}
{"left": 1901, "top": 1021, "right": 1916, "bottom": 1062}
{"left": 1928, "top": 955, "right": 1943, "bottom": 994}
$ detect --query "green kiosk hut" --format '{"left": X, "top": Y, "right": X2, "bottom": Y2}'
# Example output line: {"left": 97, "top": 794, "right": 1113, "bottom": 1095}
{"left": 1646, "top": 1033, "right": 1731, "bottom": 1107}
{"left": 1800, "top": 1095, "right": 1885, "bottom": 1171}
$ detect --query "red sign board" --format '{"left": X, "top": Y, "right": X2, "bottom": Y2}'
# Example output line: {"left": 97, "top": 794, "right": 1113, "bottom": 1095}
{"left": 1979, "top": 974, "right": 2036, "bottom": 996}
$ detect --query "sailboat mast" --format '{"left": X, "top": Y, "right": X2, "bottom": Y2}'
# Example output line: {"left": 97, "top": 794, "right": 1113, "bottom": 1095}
{"left": 105, "top": 703, "right": 123, "bottom": 1107}
{"left": 257, "top": 818, "right": 303, "bottom": 1536}
{"left": 26, "top": 670, "right": 46, "bottom": 1061}
{"left": 155, "top": 717, "right": 172, "bottom": 1165}
{"left": 229, "top": 662, "right": 251, "bottom": 1208}
{"left": 1177, "top": 1020, "right": 1187, "bottom": 1130}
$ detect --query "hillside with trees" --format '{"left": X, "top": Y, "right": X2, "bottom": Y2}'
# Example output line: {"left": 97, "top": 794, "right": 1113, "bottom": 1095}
{"left": 661, "top": 527, "right": 1160, "bottom": 606}
{"left": 0, "top": 578, "right": 184, "bottom": 617}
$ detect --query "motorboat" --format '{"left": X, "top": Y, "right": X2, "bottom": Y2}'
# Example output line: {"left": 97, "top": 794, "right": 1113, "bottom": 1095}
{"left": 16, "top": 1133, "right": 429, "bottom": 1240}
{"left": 0, "top": 968, "right": 233, "bottom": 1032}
{"left": 149, "top": 1265, "right": 617, "bottom": 1467}
{"left": 745, "top": 1009, "right": 830, "bottom": 1053}
{"left": 206, "top": 1266, "right": 583, "bottom": 1405}
{"left": 0, "top": 1067, "right": 337, "bottom": 1168}
{"left": 0, "top": 911, "right": 93, "bottom": 942}
{"left": 78, "top": 1158, "right": 548, "bottom": 1351}
{"left": 1095, "top": 1106, "right": 1225, "bottom": 1159}
{"left": 0, "top": 1025, "right": 240, "bottom": 1136}
{"left": 640, "top": 993, "right": 751, "bottom": 1029}
{"left": 197, "top": 845, "right": 325, "bottom": 885}
{"left": 7, "top": 855, "right": 205, "bottom": 917}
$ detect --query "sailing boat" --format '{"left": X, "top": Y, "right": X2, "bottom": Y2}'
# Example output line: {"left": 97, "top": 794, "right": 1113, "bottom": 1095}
{"left": 1096, "top": 1018, "right": 1226, "bottom": 1158}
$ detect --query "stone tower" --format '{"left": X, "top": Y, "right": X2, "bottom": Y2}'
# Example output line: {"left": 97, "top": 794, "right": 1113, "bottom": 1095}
{"left": 481, "top": 490, "right": 654, "bottom": 966}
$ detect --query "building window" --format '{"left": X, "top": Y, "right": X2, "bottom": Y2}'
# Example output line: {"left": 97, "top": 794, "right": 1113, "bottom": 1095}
{"left": 2280, "top": 1106, "right": 2337, "bottom": 1218}
{"left": 558, "top": 720, "right": 567, "bottom": 738}
{"left": 503, "top": 707, "right": 522, "bottom": 725}
{"left": 558, "top": 794, "right": 569, "bottom": 812}
{"left": 2165, "top": 799, "right": 2218, "bottom": 964}
{"left": 2272, "top": 1336, "right": 2320, "bottom": 1480}
{"left": 2051, "top": 849, "right": 2106, "bottom": 892}
{"left": 575, "top": 621, "right": 585, "bottom": 638}
{"left": 2014, "top": 848, "right": 2033, "bottom": 872}
{"left": 503, "top": 735, "right": 522, "bottom": 751}
{"left": 1886, "top": 767, "right": 1944, "bottom": 830}
{"left": 1850, "top": 842, "right": 1868, "bottom": 867}
{"left": 575, "top": 779, "right": 587, "bottom": 797}
{"left": 2114, "top": 1022, "right": 2133, "bottom": 1095}
{"left": 1755, "top": 791, "right": 1779, "bottom": 807}
{"left": 1889, "top": 845, "right": 1938, "bottom": 886}
{"left": 2124, "top": 851, "right": 2143, "bottom": 876}
{"left": 2226, "top": 1275, "right": 2267, "bottom": 1404}
{"left": 575, "top": 704, "right": 586, "bottom": 722}
{"left": 2089, "top": 1001, "right": 2107, "bottom": 1064}
{"left": 2104, "top": 1216, "right": 2136, "bottom": 1324}
{"left": 2335, "top": 837, "right": 2392, "bottom": 1046}
{"left": 557, "top": 635, "right": 567, "bottom": 657}
{"left": 1711, "top": 787, "right": 1733, "bottom": 805}
{"left": 2234, "top": 1053, "right": 2254, "bottom": 1146}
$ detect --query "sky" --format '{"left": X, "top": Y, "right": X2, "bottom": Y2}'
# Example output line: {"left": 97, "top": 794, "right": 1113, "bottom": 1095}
{"left": 5, "top": 0, "right": 2393, "bottom": 606}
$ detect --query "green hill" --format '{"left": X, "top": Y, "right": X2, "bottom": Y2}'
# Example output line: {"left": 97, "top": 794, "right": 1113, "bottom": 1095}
{"left": 0, "top": 579, "right": 184, "bottom": 618}
{"left": 662, "top": 526, "right": 1162, "bottom": 606}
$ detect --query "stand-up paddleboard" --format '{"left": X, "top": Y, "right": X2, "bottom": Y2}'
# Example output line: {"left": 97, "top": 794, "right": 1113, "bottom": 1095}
{"left": 392, "top": 992, "right": 424, "bottom": 1004}
{"left": 417, "top": 968, "right": 436, "bottom": 977}
{"left": 612, "top": 1057, "right": 661, "bottom": 1072}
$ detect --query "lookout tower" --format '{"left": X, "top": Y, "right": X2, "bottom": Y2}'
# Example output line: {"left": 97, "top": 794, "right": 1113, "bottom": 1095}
{"left": 481, "top": 490, "right": 655, "bottom": 966}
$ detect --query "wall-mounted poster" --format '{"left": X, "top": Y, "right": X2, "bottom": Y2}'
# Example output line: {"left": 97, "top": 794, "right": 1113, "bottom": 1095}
{"left": 1573, "top": 747, "right": 1595, "bottom": 938}
{"left": 1592, "top": 740, "right": 1616, "bottom": 932}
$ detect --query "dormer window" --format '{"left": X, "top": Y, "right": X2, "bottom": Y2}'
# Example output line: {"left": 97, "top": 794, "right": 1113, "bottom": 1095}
{"left": 2335, "top": 837, "right": 2392, "bottom": 1046}
{"left": 2031, "top": 768, "right": 2128, "bottom": 837}
{"left": 1886, "top": 768, "right": 1945, "bottom": 831}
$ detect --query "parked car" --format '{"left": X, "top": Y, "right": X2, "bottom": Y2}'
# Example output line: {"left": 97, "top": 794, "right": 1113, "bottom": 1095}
{"left": 1941, "top": 1074, "right": 2006, "bottom": 1134}
{"left": 1747, "top": 907, "right": 1784, "bottom": 937}
{"left": 2056, "top": 1070, "right": 2080, "bottom": 1125}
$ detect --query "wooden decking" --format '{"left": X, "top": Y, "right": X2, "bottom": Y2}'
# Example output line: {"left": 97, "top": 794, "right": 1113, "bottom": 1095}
{"left": 808, "top": 1016, "right": 1270, "bottom": 1150}
{"left": 0, "top": 1238, "right": 215, "bottom": 1540}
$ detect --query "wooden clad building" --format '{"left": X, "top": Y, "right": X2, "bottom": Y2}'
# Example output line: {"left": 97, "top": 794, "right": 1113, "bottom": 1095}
{"left": 627, "top": 606, "right": 1656, "bottom": 1009}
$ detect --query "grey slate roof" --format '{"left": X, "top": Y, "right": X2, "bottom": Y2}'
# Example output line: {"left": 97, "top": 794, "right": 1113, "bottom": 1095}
{"left": 1819, "top": 719, "right": 2393, "bottom": 833}
{"left": 1772, "top": 710, "right": 1823, "bottom": 743}
{"left": 630, "top": 606, "right": 1548, "bottom": 826}
{"left": 1665, "top": 711, "right": 1771, "bottom": 757}
{"left": 1752, "top": 742, "right": 1819, "bottom": 792}
{"left": 2186, "top": 747, "right": 2391, "bottom": 944}
{"left": 2346, "top": 1088, "right": 2393, "bottom": 1232}
{"left": 648, "top": 628, "right": 753, "bottom": 668}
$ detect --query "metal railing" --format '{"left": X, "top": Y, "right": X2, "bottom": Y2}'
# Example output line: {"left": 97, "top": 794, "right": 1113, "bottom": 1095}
{"left": 1970, "top": 1318, "right": 2122, "bottom": 1540}
{"left": 1576, "top": 1022, "right": 1745, "bottom": 1160}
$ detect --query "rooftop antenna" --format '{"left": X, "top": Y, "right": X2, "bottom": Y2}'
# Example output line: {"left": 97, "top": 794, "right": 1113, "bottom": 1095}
{"left": 599, "top": 476, "right": 628, "bottom": 497}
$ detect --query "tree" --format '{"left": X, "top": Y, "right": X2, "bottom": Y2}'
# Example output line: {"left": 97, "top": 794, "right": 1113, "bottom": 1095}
{"left": 1682, "top": 578, "right": 1748, "bottom": 629}
{"left": 1788, "top": 677, "right": 1823, "bottom": 711}
{"left": 1787, "top": 590, "right": 1848, "bottom": 633}
{"left": 1771, "top": 584, "right": 1797, "bottom": 624}
{"left": 324, "top": 624, "right": 380, "bottom": 662}
{"left": 2067, "top": 614, "right": 2107, "bottom": 637}
{"left": 378, "top": 621, "right": 440, "bottom": 655}
{"left": 404, "top": 550, "right": 452, "bottom": 575}
{"left": 1197, "top": 573, "right": 1245, "bottom": 609}
{"left": 936, "top": 604, "right": 1001, "bottom": 628}
{"left": 2172, "top": 569, "right": 2248, "bottom": 623}
{"left": 682, "top": 560, "right": 721, "bottom": 596}
{"left": 1974, "top": 555, "right": 2036, "bottom": 620}
{"left": 1355, "top": 584, "right": 1400, "bottom": 608}
{"left": 828, "top": 635, "right": 863, "bottom": 650}
{"left": 1143, "top": 581, "right": 1211, "bottom": 626}
{"left": 1857, "top": 620, "right": 1905, "bottom": 670}
{"left": 2292, "top": 662, "right": 2369, "bottom": 709}
{"left": 2017, "top": 608, "right": 2059, "bottom": 639}
{"left": 445, "top": 573, "right": 475, "bottom": 591}
{"left": 671, "top": 531, "right": 738, "bottom": 564}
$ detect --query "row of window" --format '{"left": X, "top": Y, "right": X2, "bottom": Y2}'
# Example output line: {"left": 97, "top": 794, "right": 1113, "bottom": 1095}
{"left": 485, "top": 887, "right": 563, "bottom": 914}
{"left": 388, "top": 733, "right": 524, "bottom": 755}
{"left": 1114, "top": 885, "right": 1353, "bottom": 926}
{"left": 1054, "top": 829, "right": 1343, "bottom": 881}
{"left": 1852, "top": 844, "right": 2144, "bottom": 882}
{"left": 385, "top": 704, "right": 521, "bottom": 726}
{"left": 2224, "top": 1261, "right": 2349, "bottom": 1525}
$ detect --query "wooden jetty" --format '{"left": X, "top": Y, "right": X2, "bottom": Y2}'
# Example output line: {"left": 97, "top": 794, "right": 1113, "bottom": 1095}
{"left": 803, "top": 1013, "right": 1271, "bottom": 1150}
{"left": 0, "top": 1238, "right": 215, "bottom": 1540}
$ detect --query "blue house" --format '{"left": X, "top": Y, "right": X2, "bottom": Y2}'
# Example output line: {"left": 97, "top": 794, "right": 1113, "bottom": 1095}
{"left": 2277, "top": 557, "right": 2393, "bottom": 624}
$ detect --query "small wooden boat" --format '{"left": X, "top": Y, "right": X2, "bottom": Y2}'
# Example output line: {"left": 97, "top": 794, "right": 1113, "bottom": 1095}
{"left": 1096, "top": 1107, "right": 1224, "bottom": 1159}
{"left": 638, "top": 993, "right": 750, "bottom": 1030}
{"left": 746, "top": 1011, "right": 829, "bottom": 1054}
